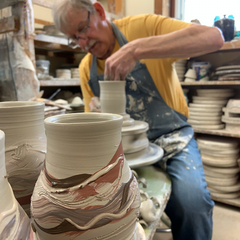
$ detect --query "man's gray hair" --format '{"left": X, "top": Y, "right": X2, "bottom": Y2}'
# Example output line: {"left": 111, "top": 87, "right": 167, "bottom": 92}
{"left": 53, "top": 0, "right": 96, "bottom": 31}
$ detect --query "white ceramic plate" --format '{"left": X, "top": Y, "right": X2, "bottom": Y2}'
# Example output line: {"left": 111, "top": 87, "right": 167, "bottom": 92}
{"left": 202, "top": 155, "right": 238, "bottom": 167}
{"left": 215, "top": 69, "right": 240, "bottom": 75}
{"left": 199, "top": 145, "right": 239, "bottom": 155}
{"left": 188, "top": 115, "right": 221, "bottom": 121}
{"left": 197, "top": 135, "right": 238, "bottom": 149}
{"left": 189, "top": 103, "right": 223, "bottom": 109}
{"left": 192, "top": 124, "right": 225, "bottom": 130}
{"left": 192, "top": 96, "right": 229, "bottom": 101}
{"left": 189, "top": 111, "right": 222, "bottom": 117}
{"left": 188, "top": 119, "right": 221, "bottom": 125}
{"left": 203, "top": 164, "right": 239, "bottom": 175}
{"left": 192, "top": 99, "right": 227, "bottom": 105}
{"left": 125, "top": 143, "right": 164, "bottom": 169}
{"left": 189, "top": 107, "right": 222, "bottom": 113}
{"left": 208, "top": 182, "right": 240, "bottom": 193}
{"left": 209, "top": 190, "right": 240, "bottom": 199}
{"left": 216, "top": 65, "right": 240, "bottom": 71}
{"left": 205, "top": 175, "right": 239, "bottom": 186}
{"left": 196, "top": 89, "right": 233, "bottom": 94}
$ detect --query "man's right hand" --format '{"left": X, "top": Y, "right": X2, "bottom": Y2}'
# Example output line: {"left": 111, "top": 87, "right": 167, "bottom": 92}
{"left": 89, "top": 97, "right": 101, "bottom": 112}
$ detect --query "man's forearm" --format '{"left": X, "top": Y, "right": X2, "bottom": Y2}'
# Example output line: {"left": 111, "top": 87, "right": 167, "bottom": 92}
{"left": 133, "top": 24, "right": 224, "bottom": 60}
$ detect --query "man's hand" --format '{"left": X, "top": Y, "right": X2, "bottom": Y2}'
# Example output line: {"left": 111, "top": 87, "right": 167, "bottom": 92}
{"left": 104, "top": 41, "right": 138, "bottom": 80}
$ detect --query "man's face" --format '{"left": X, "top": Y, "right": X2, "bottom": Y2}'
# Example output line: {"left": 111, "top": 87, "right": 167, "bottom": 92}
{"left": 63, "top": 8, "right": 113, "bottom": 59}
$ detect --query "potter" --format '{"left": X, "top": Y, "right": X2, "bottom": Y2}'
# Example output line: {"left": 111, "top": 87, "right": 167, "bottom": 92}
{"left": 53, "top": 0, "right": 224, "bottom": 239}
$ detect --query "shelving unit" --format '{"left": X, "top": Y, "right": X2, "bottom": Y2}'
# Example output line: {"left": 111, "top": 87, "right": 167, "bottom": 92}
{"left": 40, "top": 79, "right": 80, "bottom": 87}
{"left": 184, "top": 43, "right": 240, "bottom": 208}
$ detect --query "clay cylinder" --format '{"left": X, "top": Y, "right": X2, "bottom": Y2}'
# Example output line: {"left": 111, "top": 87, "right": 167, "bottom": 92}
{"left": 0, "top": 101, "right": 46, "bottom": 215}
{"left": 99, "top": 81, "right": 126, "bottom": 115}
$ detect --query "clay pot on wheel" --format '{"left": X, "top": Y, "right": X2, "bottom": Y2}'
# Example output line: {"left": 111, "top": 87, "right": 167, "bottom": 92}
{"left": 31, "top": 113, "right": 142, "bottom": 240}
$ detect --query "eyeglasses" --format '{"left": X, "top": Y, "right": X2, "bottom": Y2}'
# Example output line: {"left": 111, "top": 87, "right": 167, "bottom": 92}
{"left": 74, "top": 11, "right": 91, "bottom": 42}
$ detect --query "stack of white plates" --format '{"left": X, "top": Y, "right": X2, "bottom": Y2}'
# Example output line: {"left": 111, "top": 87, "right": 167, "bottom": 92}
{"left": 197, "top": 136, "right": 240, "bottom": 199}
{"left": 71, "top": 68, "right": 80, "bottom": 79}
{"left": 215, "top": 65, "right": 240, "bottom": 81}
{"left": 56, "top": 69, "right": 71, "bottom": 79}
{"left": 174, "top": 60, "right": 187, "bottom": 82}
{"left": 188, "top": 89, "right": 235, "bottom": 130}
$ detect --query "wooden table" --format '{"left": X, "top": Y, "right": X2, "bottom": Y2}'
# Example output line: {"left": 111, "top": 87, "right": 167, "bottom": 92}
{"left": 135, "top": 166, "right": 171, "bottom": 240}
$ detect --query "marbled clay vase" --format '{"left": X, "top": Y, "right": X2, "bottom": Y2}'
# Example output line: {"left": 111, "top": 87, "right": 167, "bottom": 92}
{"left": 0, "top": 101, "right": 46, "bottom": 216}
{"left": 0, "top": 130, "right": 35, "bottom": 240}
{"left": 31, "top": 113, "right": 142, "bottom": 240}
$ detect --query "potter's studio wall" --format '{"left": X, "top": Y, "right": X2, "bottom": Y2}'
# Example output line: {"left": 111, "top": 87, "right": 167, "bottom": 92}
{"left": 34, "top": 4, "right": 53, "bottom": 28}
{"left": 125, "top": 0, "right": 154, "bottom": 16}
{"left": 33, "top": 0, "right": 155, "bottom": 29}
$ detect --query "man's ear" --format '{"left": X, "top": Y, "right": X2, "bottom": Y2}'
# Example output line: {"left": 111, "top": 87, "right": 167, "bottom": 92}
{"left": 93, "top": 2, "right": 106, "bottom": 20}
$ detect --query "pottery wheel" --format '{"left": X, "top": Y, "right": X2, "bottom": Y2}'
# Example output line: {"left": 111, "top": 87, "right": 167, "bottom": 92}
{"left": 125, "top": 143, "right": 164, "bottom": 169}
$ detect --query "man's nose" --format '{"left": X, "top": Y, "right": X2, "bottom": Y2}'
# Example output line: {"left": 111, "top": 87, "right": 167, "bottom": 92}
{"left": 77, "top": 37, "right": 89, "bottom": 49}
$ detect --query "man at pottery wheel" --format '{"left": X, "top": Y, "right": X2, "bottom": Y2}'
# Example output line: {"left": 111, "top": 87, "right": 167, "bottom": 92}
{"left": 53, "top": 1, "right": 224, "bottom": 239}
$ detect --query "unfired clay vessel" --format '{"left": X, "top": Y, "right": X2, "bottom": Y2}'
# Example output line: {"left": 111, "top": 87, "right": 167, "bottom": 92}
{"left": 0, "top": 130, "right": 35, "bottom": 240}
{"left": 0, "top": 101, "right": 46, "bottom": 215}
{"left": 99, "top": 81, "right": 149, "bottom": 155}
{"left": 31, "top": 113, "right": 143, "bottom": 240}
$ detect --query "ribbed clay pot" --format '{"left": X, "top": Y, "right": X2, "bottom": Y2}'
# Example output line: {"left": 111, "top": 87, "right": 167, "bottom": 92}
{"left": 99, "top": 81, "right": 149, "bottom": 155}
{"left": 0, "top": 101, "right": 46, "bottom": 215}
{"left": 99, "top": 81, "right": 126, "bottom": 115}
{"left": 31, "top": 113, "right": 142, "bottom": 240}
{"left": 0, "top": 130, "right": 35, "bottom": 240}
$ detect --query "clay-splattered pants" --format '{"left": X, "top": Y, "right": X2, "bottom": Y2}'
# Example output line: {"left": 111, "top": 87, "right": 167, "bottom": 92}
{"left": 164, "top": 137, "right": 214, "bottom": 240}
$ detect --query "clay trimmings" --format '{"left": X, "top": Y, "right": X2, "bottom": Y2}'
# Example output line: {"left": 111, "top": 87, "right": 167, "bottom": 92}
{"left": 31, "top": 142, "right": 141, "bottom": 239}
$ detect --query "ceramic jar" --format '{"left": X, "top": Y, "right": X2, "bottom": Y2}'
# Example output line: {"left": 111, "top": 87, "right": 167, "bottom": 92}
{"left": 0, "top": 130, "right": 34, "bottom": 239}
{"left": 31, "top": 113, "right": 142, "bottom": 240}
{"left": 0, "top": 101, "right": 46, "bottom": 215}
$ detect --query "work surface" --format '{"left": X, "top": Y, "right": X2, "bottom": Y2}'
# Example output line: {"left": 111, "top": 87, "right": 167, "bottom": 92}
{"left": 135, "top": 166, "right": 171, "bottom": 240}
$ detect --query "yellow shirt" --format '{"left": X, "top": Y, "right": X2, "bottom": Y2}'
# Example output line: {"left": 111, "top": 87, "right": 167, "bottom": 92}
{"left": 79, "top": 14, "right": 191, "bottom": 116}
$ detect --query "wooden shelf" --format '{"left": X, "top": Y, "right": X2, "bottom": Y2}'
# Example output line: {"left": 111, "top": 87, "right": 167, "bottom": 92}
{"left": 40, "top": 79, "right": 80, "bottom": 87}
{"left": 181, "top": 81, "right": 240, "bottom": 86}
{"left": 193, "top": 128, "right": 240, "bottom": 138}
{"left": 220, "top": 40, "right": 240, "bottom": 51}
{"left": 34, "top": 34, "right": 83, "bottom": 53}
{"left": 212, "top": 196, "right": 240, "bottom": 208}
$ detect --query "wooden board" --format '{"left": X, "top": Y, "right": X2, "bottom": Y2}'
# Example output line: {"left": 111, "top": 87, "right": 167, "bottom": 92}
{"left": 40, "top": 79, "right": 80, "bottom": 87}
{"left": 0, "top": 16, "right": 20, "bottom": 34}
{"left": 0, "top": 0, "right": 24, "bottom": 9}
{"left": 34, "top": 34, "right": 83, "bottom": 52}
{"left": 35, "top": 18, "right": 53, "bottom": 26}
